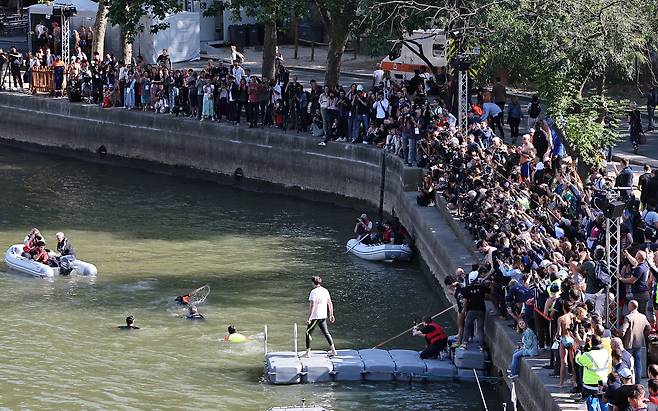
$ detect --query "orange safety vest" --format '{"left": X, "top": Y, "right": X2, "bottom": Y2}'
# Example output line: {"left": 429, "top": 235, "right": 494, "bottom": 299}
{"left": 425, "top": 322, "right": 447, "bottom": 345}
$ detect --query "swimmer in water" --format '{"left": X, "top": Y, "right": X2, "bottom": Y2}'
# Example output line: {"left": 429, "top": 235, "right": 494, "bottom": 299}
{"left": 118, "top": 315, "right": 140, "bottom": 330}
{"left": 223, "top": 325, "right": 248, "bottom": 342}
{"left": 175, "top": 294, "right": 190, "bottom": 305}
{"left": 186, "top": 305, "right": 204, "bottom": 320}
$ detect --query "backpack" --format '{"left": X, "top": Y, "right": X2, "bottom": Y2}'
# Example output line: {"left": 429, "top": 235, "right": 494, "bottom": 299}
{"left": 529, "top": 101, "right": 541, "bottom": 118}
{"left": 594, "top": 260, "right": 611, "bottom": 289}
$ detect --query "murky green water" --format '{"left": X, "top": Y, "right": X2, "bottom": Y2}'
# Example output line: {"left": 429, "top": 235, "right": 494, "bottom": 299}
{"left": 0, "top": 145, "right": 501, "bottom": 410}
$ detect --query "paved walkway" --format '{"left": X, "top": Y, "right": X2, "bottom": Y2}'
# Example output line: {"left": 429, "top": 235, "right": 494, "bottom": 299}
{"left": 613, "top": 128, "right": 658, "bottom": 168}
{"left": 203, "top": 44, "right": 378, "bottom": 79}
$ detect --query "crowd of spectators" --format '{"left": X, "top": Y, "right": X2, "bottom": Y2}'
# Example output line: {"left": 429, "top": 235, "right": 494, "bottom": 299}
{"left": 424, "top": 80, "right": 658, "bottom": 408}
{"left": 1, "top": 36, "right": 465, "bottom": 167}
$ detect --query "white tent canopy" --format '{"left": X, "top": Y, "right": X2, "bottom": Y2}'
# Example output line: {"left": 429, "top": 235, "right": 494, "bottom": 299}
{"left": 27, "top": 0, "right": 100, "bottom": 14}
{"left": 135, "top": 13, "right": 200, "bottom": 64}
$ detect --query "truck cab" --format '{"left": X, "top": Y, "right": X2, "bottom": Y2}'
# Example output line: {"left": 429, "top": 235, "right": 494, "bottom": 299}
{"left": 380, "top": 30, "right": 447, "bottom": 82}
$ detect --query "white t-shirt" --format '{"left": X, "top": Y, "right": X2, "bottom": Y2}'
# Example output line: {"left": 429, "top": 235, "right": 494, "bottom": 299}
{"left": 308, "top": 286, "right": 331, "bottom": 320}
{"left": 373, "top": 69, "right": 384, "bottom": 86}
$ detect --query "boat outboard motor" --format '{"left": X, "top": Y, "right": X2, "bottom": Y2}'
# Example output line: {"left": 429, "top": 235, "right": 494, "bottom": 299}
{"left": 59, "top": 256, "right": 74, "bottom": 276}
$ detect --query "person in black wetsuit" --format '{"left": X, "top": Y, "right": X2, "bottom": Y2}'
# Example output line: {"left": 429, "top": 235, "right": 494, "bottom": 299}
{"left": 118, "top": 315, "right": 140, "bottom": 330}
{"left": 186, "top": 305, "right": 204, "bottom": 320}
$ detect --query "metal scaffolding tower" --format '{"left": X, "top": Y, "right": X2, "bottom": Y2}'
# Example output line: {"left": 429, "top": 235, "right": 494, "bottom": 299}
{"left": 61, "top": 15, "right": 71, "bottom": 64}
{"left": 457, "top": 70, "right": 468, "bottom": 133}
{"left": 604, "top": 217, "right": 622, "bottom": 331}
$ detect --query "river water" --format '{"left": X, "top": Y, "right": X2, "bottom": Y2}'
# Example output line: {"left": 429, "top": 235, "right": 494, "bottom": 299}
{"left": 0, "top": 145, "right": 502, "bottom": 410}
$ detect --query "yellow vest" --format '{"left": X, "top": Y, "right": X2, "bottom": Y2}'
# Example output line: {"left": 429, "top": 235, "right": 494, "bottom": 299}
{"left": 576, "top": 349, "right": 610, "bottom": 387}
{"left": 228, "top": 333, "right": 247, "bottom": 343}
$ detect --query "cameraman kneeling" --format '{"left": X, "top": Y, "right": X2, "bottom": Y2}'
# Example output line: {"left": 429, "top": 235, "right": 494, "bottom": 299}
{"left": 413, "top": 315, "right": 448, "bottom": 359}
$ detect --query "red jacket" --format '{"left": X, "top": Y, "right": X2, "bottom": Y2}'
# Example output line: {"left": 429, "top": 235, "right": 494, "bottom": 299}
{"left": 33, "top": 248, "right": 49, "bottom": 264}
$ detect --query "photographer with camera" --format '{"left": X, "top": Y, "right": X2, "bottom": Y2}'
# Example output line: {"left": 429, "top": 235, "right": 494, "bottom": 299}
{"left": 6, "top": 46, "right": 23, "bottom": 91}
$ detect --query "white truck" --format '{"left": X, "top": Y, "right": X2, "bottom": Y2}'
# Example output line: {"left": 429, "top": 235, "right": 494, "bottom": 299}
{"left": 380, "top": 29, "right": 448, "bottom": 82}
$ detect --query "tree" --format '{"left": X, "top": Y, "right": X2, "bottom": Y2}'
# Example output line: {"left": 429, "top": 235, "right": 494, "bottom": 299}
{"left": 315, "top": 0, "right": 358, "bottom": 87}
{"left": 91, "top": 0, "right": 108, "bottom": 57}
{"left": 364, "top": 0, "right": 658, "bottom": 166}
{"left": 205, "top": 0, "right": 306, "bottom": 81}
{"left": 105, "top": 0, "right": 181, "bottom": 61}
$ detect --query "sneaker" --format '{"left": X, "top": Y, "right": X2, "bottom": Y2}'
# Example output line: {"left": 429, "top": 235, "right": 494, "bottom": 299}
{"left": 507, "top": 374, "right": 518, "bottom": 379}
{"left": 428, "top": 202, "right": 435, "bottom": 207}
{"left": 318, "top": 142, "right": 326, "bottom": 146}
{"left": 506, "top": 368, "right": 512, "bottom": 373}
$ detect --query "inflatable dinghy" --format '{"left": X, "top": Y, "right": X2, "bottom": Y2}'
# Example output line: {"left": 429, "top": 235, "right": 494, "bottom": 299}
{"left": 4, "top": 244, "right": 97, "bottom": 278}
{"left": 345, "top": 239, "right": 412, "bottom": 262}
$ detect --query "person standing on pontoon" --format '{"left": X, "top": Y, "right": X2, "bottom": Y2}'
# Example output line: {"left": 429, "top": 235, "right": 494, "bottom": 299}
{"left": 304, "top": 276, "right": 337, "bottom": 357}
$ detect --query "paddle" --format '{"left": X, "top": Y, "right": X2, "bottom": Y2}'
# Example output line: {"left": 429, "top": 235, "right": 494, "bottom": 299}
{"left": 372, "top": 304, "right": 457, "bottom": 349}
{"left": 345, "top": 235, "right": 366, "bottom": 254}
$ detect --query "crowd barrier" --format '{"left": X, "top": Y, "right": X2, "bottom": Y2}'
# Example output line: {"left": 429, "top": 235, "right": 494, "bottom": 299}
{"left": 31, "top": 68, "right": 54, "bottom": 94}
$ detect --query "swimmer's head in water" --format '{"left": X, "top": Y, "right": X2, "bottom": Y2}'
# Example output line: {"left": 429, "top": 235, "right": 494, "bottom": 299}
{"left": 126, "top": 315, "right": 135, "bottom": 326}
{"left": 228, "top": 325, "right": 236, "bottom": 334}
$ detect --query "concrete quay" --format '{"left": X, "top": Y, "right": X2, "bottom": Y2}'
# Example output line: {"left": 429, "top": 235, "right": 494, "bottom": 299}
{"left": 0, "top": 92, "right": 581, "bottom": 411}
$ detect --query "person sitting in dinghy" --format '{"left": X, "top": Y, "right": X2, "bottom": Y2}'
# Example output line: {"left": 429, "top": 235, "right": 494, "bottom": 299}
{"left": 54, "top": 232, "right": 75, "bottom": 259}
{"left": 22, "top": 228, "right": 42, "bottom": 258}
{"left": 381, "top": 221, "right": 395, "bottom": 244}
{"left": 354, "top": 213, "right": 372, "bottom": 240}
{"left": 32, "top": 241, "right": 50, "bottom": 265}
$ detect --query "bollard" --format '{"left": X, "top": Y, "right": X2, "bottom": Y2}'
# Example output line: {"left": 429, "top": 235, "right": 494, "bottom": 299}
{"left": 311, "top": 42, "right": 315, "bottom": 61}
{"left": 293, "top": 323, "right": 298, "bottom": 354}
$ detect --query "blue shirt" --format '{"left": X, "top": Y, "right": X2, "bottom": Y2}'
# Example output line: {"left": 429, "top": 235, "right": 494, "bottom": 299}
{"left": 631, "top": 262, "right": 649, "bottom": 293}
{"left": 480, "top": 102, "right": 502, "bottom": 121}
{"left": 508, "top": 103, "right": 522, "bottom": 119}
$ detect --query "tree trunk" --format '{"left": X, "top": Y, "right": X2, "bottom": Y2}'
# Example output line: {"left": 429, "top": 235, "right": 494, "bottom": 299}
{"left": 120, "top": 27, "right": 133, "bottom": 63}
{"left": 324, "top": 21, "right": 349, "bottom": 88}
{"left": 262, "top": 22, "right": 277, "bottom": 82}
{"left": 91, "top": 0, "right": 108, "bottom": 56}
{"left": 596, "top": 72, "right": 606, "bottom": 97}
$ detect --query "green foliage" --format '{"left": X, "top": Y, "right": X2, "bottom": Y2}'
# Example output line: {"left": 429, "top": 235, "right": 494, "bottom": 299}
{"left": 360, "top": 32, "right": 395, "bottom": 58}
{"left": 365, "top": 0, "right": 657, "bottom": 165}
{"left": 106, "top": 0, "right": 181, "bottom": 43}
{"left": 562, "top": 95, "right": 624, "bottom": 167}
{"left": 203, "top": 0, "right": 307, "bottom": 26}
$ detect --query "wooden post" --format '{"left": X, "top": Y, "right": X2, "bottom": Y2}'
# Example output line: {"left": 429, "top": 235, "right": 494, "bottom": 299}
{"left": 310, "top": 42, "right": 315, "bottom": 61}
